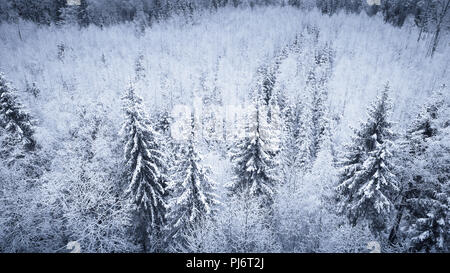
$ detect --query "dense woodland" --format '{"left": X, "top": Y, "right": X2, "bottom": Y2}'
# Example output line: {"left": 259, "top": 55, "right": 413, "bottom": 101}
{"left": 0, "top": 1, "right": 449, "bottom": 253}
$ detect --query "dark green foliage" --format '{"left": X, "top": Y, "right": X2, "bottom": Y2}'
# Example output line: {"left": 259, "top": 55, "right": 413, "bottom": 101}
{"left": 337, "top": 85, "right": 399, "bottom": 233}
{"left": 0, "top": 73, "right": 36, "bottom": 160}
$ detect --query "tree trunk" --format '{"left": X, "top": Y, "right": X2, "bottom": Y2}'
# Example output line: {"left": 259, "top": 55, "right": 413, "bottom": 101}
{"left": 388, "top": 202, "right": 405, "bottom": 244}
{"left": 417, "top": 26, "right": 423, "bottom": 42}
{"left": 139, "top": 212, "right": 148, "bottom": 253}
{"left": 429, "top": 0, "right": 450, "bottom": 57}
{"left": 141, "top": 224, "right": 148, "bottom": 252}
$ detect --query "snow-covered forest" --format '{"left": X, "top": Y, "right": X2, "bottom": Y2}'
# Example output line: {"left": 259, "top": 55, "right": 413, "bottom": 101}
{"left": 0, "top": 0, "right": 449, "bottom": 253}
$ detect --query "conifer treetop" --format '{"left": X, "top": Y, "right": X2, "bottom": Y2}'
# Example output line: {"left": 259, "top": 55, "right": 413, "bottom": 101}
{"left": 0, "top": 72, "right": 36, "bottom": 154}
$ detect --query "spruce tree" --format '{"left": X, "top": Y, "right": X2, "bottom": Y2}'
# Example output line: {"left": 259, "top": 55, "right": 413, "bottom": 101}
{"left": 134, "top": 52, "right": 146, "bottom": 81}
{"left": 307, "top": 42, "right": 334, "bottom": 160}
{"left": 59, "top": 4, "right": 78, "bottom": 25}
{"left": 0, "top": 73, "right": 36, "bottom": 160}
{"left": 77, "top": 0, "right": 90, "bottom": 27}
{"left": 337, "top": 84, "right": 399, "bottom": 233}
{"left": 167, "top": 113, "right": 220, "bottom": 251}
{"left": 259, "top": 47, "right": 289, "bottom": 109}
{"left": 403, "top": 89, "right": 449, "bottom": 252}
{"left": 296, "top": 96, "right": 315, "bottom": 171}
{"left": 121, "top": 84, "right": 167, "bottom": 252}
{"left": 278, "top": 101, "right": 303, "bottom": 185}
{"left": 227, "top": 91, "right": 280, "bottom": 205}
{"left": 307, "top": 69, "right": 329, "bottom": 159}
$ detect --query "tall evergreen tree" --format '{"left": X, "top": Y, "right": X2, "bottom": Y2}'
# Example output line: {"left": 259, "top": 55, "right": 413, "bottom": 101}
{"left": 259, "top": 46, "right": 289, "bottom": 109}
{"left": 295, "top": 96, "right": 315, "bottom": 171}
{"left": 317, "top": 0, "right": 340, "bottom": 16}
{"left": 312, "top": 42, "right": 334, "bottom": 156}
{"left": 77, "top": 0, "right": 90, "bottom": 27}
{"left": 307, "top": 69, "right": 329, "bottom": 159}
{"left": 134, "top": 52, "right": 146, "bottom": 81}
{"left": 0, "top": 73, "right": 36, "bottom": 161}
{"left": 278, "top": 100, "right": 303, "bottom": 185}
{"left": 121, "top": 83, "right": 167, "bottom": 252}
{"left": 337, "top": 84, "right": 399, "bottom": 233}
{"left": 427, "top": 0, "right": 450, "bottom": 57}
{"left": 401, "top": 89, "right": 449, "bottom": 252}
{"left": 297, "top": 43, "right": 334, "bottom": 163}
{"left": 167, "top": 113, "right": 220, "bottom": 251}
{"left": 227, "top": 91, "right": 280, "bottom": 205}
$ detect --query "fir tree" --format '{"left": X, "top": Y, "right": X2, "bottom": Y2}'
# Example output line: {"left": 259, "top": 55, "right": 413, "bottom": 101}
{"left": 167, "top": 113, "right": 220, "bottom": 251}
{"left": 77, "top": 0, "right": 90, "bottom": 27}
{"left": 278, "top": 101, "right": 303, "bottom": 185}
{"left": 295, "top": 94, "right": 316, "bottom": 171}
{"left": 281, "top": 95, "right": 313, "bottom": 172}
{"left": 402, "top": 89, "right": 449, "bottom": 252}
{"left": 227, "top": 91, "right": 280, "bottom": 205}
{"left": 153, "top": 109, "right": 172, "bottom": 136}
{"left": 258, "top": 64, "right": 275, "bottom": 107}
{"left": 134, "top": 52, "right": 146, "bottom": 81}
{"left": 311, "top": 116, "right": 339, "bottom": 214}
{"left": 307, "top": 69, "right": 329, "bottom": 159}
{"left": 25, "top": 81, "right": 40, "bottom": 98}
{"left": 307, "top": 42, "right": 334, "bottom": 160}
{"left": 259, "top": 47, "right": 289, "bottom": 109}
{"left": 0, "top": 73, "right": 36, "bottom": 160}
{"left": 337, "top": 84, "right": 399, "bottom": 233}
{"left": 59, "top": 4, "right": 78, "bottom": 25}
{"left": 121, "top": 84, "right": 167, "bottom": 252}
